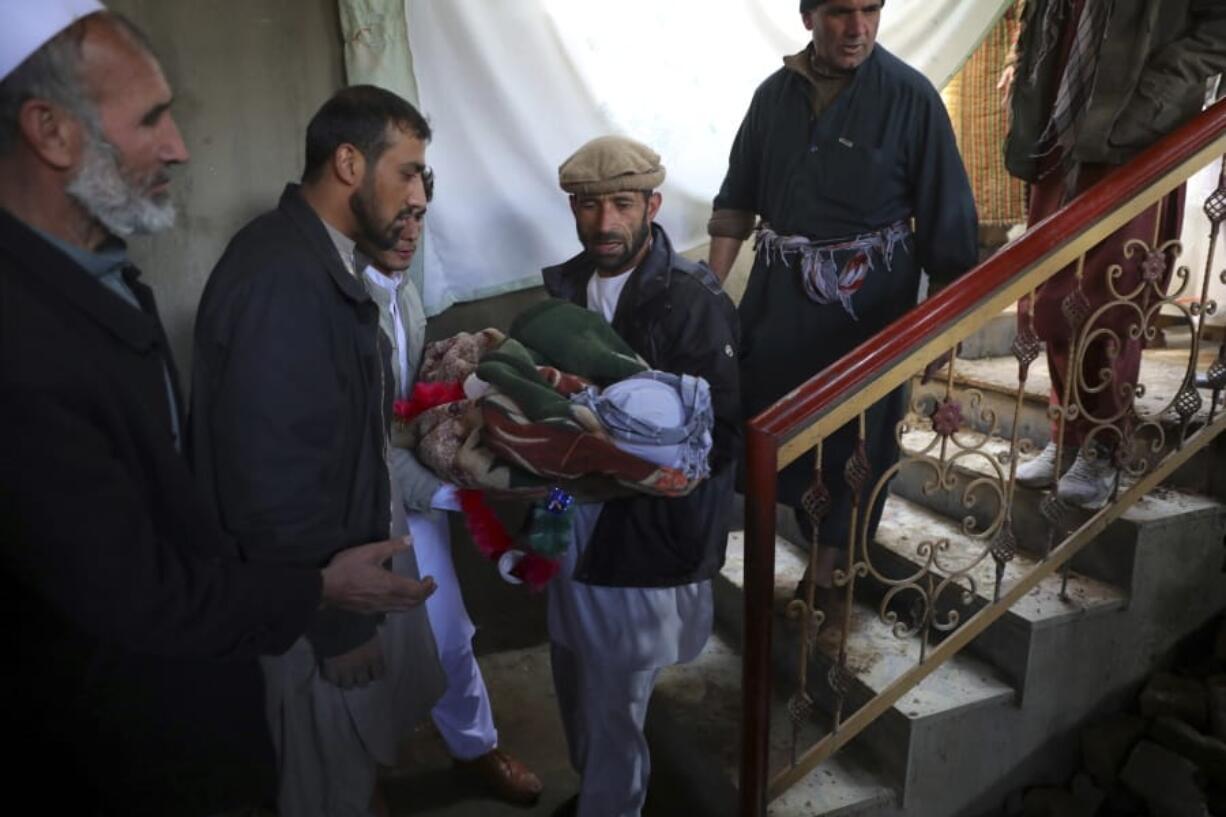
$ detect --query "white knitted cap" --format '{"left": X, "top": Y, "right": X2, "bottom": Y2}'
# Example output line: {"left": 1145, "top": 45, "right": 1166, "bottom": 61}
{"left": 0, "top": 0, "right": 106, "bottom": 81}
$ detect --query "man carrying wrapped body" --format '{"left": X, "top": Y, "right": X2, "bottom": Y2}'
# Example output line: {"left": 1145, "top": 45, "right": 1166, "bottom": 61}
{"left": 394, "top": 135, "right": 740, "bottom": 817}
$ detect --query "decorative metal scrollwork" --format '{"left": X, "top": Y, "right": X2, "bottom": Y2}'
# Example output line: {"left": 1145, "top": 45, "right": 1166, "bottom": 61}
{"left": 1062, "top": 288, "right": 1093, "bottom": 331}
{"left": 800, "top": 476, "right": 832, "bottom": 531}
{"left": 931, "top": 398, "right": 964, "bottom": 439}
{"left": 772, "top": 152, "right": 1226, "bottom": 804}
{"left": 1204, "top": 183, "right": 1226, "bottom": 225}
{"left": 844, "top": 440, "right": 871, "bottom": 497}
{"left": 827, "top": 663, "right": 853, "bottom": 697}
{"left": 990, "top": 523, "right": 1018, "bottom": 565}
{"left": 1012, "top": 325, "right": 1042, "bottom": 379}
{"left": 1174, "top": 385, "right": 1204, "bottom": 425}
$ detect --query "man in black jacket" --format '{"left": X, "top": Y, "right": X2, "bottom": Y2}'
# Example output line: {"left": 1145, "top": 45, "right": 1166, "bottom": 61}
{"left": 190, "top": 86, "right": 445, "bottom": 815}
{"left": 0, "top": 9, "right": 435, "bottom": 816}
{"left": 541, "top": 135, "right": 740, "bottom": 817}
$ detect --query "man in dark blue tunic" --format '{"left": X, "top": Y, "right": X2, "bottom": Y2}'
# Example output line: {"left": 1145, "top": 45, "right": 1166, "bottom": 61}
{"left": 708, "top": 0, "right": 977, "bottom": 611}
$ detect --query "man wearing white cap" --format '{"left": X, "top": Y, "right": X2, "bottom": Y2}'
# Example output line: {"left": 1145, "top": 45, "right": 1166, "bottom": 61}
{"left": 0, "top": 5, "right": 435, "bottom": 815}
{"left": 541, "top": 135, "right": 741, "bottom": 817}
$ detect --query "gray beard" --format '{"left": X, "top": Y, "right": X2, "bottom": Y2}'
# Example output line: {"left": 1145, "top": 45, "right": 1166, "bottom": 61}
{"left": 66, "top": 130, "right": 176, "bottom": 237}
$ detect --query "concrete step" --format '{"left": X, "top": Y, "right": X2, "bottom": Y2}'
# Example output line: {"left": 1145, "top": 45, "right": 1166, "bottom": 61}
{"left": 891, "top": 428, "right": 1226, "bottom": 594}
{"left": 714, "top": 500, "right": 1226, "bottom": 817}
{"left": 650, "top": 632, "right": 896, "bottom": 817}
{"left": 953, "top": 304, "right": 1017, "bottom": 360}
{"left": 869, "top": 494, "right": 1128, "bottom": 700}
{"left": 911, "top": 346, "right": 1222, "bottom": 495}
{"left": 715, "top": 532, "right": 1016, "bottom": 812}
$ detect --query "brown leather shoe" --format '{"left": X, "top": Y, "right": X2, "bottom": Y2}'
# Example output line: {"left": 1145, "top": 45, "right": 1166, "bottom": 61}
{"left": 455, "top": 748, "right": 543, "bottom": 806}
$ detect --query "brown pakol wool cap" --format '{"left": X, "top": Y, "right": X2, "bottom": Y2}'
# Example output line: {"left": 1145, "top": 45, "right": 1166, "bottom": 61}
{"left": 558, "top": 135, "right": 666, "bottom": 195}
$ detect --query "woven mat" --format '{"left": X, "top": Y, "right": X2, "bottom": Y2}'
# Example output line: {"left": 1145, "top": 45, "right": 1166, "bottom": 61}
{"left": 947, "top": 2, "right": 1028, "bottom": 227}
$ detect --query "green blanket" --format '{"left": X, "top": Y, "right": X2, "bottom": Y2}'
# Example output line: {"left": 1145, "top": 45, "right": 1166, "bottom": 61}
{"left": 508, "top": 299, "right": 645, "bottom": 385}
{"left": 476, "top": 338, "right": 576, "bottom": 423}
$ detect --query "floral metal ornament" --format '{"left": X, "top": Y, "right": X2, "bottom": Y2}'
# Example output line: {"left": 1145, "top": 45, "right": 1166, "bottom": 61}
{"left": 1140, "top": 249, "right": 1168, "bottom": 284}
{"left": 930, "top": 398, "right": 964, "bottom": 438}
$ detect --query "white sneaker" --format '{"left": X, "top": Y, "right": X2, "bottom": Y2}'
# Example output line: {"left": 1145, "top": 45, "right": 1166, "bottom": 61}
{"left": 1016, "top": 442, "right": 1061, "bottom": 487}
{"left": 1057, "top": 449, "right": 1116, "bottom": 509}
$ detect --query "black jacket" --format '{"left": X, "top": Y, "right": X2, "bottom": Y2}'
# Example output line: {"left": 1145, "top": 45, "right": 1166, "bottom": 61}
{"left": 1006, "top": 0, "right": 1226, "bottom": 181}
{"left": 0, "top": 208, "right": 321, "bottom": 815}
{"left": 190, "top": 184, "right": 392, "bottom": 659}
{"left": 543, "top": 223, "right": 741, "bottom": 587}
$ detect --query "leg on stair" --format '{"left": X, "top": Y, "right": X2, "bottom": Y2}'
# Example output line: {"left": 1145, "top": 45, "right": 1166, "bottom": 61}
{"left": 550, "top": 641, "right": 660, "bottom": 817}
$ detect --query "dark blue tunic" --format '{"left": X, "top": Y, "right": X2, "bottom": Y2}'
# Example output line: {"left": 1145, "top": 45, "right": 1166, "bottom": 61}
{"left": 715, "top": 44, "right": 977, "bottom": 532}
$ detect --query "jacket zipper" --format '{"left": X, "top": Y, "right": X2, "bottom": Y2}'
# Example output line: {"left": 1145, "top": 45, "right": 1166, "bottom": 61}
{"left": 376, "top": 317, "right": 393, "bottom": 537}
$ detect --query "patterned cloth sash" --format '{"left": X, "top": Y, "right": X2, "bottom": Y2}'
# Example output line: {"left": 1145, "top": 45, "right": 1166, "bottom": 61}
{"left": 754, "top": 219, "right": 912, "bottom": 319}
{"left": 1035, "top": 0, "right": 1116, "bottom": 170}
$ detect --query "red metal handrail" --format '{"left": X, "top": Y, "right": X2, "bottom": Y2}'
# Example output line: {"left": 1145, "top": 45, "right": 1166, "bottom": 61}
{"left": 754, "top": 99, "right": 1226, "bottom": 444}
{"left": 739, "top": 97, "right": 1226, "bottom": 817}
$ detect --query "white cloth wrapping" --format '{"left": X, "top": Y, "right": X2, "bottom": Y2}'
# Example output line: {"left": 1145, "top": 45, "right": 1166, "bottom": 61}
{"left": 411, "top": 508, "right": 499, "bottom": 760}
{"left": 569, "top": 372, "right": 715, "bottom": 481}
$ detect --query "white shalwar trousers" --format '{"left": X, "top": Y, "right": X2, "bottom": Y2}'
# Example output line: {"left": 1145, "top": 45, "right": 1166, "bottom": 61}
{"left": 410, "top": 509, "right": 499, "bottom": 760}
{"left": 548, "top": 503, "right": 713, "bottom": 817}
{"left": 260, "top": 542, "right": 444, "bottom": 817}
{"left": 260, "top": 479, "right": 446, "bottom": 817}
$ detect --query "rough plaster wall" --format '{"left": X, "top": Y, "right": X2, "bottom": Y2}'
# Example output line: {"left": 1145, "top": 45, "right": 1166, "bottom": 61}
{"left": 105, "top": 0, "right": 346, "bottom": 376}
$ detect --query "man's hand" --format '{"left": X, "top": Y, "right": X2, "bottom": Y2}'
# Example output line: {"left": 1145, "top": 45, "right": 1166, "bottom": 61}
{"left": 320, "top": 633, "right": 385, "bottom": 689}
{"left": 320, "top": 536, "right": 437, "bottom": 614}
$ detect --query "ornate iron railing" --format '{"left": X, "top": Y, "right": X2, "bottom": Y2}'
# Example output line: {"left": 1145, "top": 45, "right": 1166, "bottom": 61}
{"left": 739, "top": 98, "right": 1226, "bottom": 816}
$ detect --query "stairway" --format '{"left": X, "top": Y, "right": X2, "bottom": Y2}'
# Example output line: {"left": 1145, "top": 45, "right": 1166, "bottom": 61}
{"left": 648, "top": 332, "right": 1226, "bottom": 817}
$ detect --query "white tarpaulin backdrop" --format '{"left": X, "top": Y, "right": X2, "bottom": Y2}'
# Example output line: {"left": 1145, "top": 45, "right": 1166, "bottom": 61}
{"left": 344, "top": 0, "right": 1012, "bottom": 314}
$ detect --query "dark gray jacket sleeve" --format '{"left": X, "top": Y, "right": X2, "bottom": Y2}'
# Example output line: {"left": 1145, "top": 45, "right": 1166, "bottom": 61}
{"left": 0, "top": 391, "right": 322, "bottom": 660}
{"left": 1111, "top": 1, "right": 1226, "bottom": 149}
{"left": 192, "top": 261, "right": 379, "bottom": 659}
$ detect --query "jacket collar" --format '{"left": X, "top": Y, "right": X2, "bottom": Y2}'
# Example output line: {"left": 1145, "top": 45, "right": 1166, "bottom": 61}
{"left": 542, "top": 222, "right": 677, "bottom": 320}
{"left": 783, "top": 43, "right": 855, "bottom": 117}
{"left": 0, "top": 207, "right": 159, "bottom": 352}
{"left": 276, "top": 183, "right": 372, "bottom": 305}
